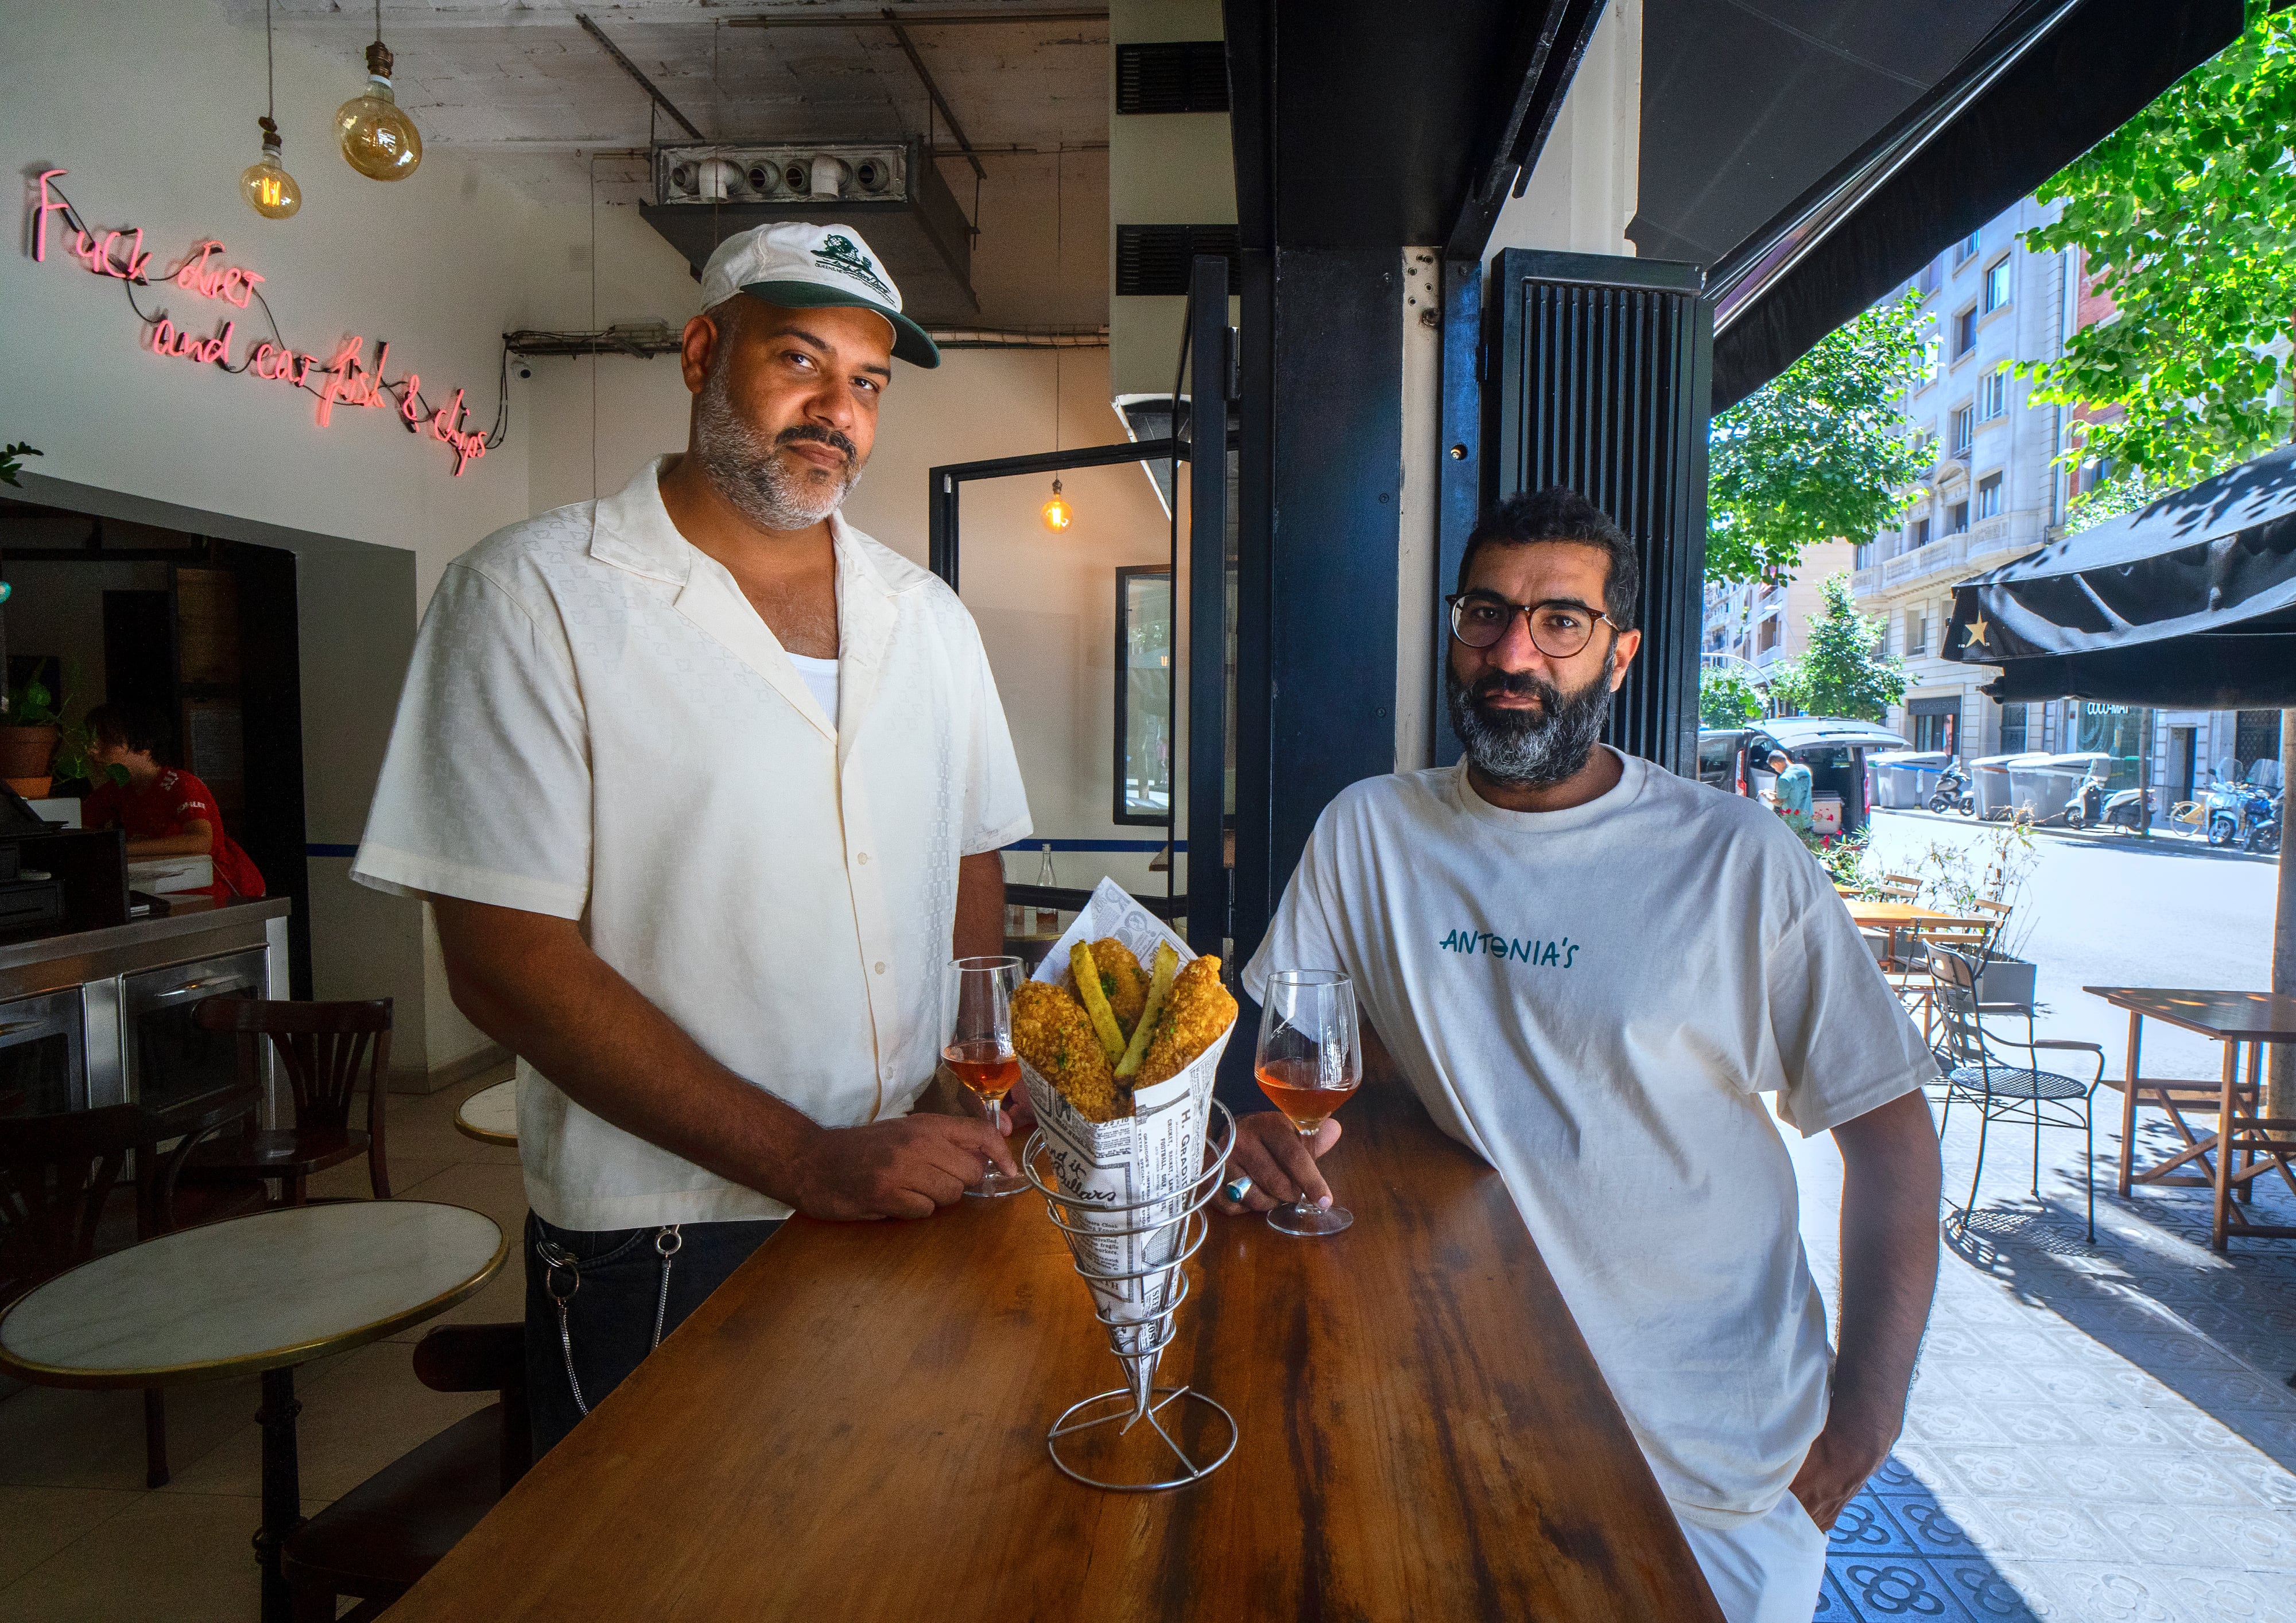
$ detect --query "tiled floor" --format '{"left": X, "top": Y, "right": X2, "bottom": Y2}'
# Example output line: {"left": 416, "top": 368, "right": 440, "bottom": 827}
{"left": 0, "top": 1064, "right": 524, "bottom": 1622}
{"left": 6, "top": 1059, "right": 2294, "bottom": 1620}
{"left": 1795, "top": 1080, "right": 2296, "bottom": 1622}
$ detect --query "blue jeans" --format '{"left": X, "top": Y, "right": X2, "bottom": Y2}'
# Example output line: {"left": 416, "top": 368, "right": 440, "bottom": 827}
{"left": 522, "top": 1212, "right": 781, "bottom": 1457}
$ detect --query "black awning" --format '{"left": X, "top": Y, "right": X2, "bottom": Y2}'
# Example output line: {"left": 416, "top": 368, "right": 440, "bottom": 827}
{"left": 1942, "top": 448, "right": 2296, "bottom": 707}
{"left": 1651, "top": 0, "right": 2249, "bottom": 411}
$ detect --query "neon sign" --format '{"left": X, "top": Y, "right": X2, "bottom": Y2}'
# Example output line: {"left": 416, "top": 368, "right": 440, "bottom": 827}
{"left": 30, "top": 170, "right": 489, "bottom": 477}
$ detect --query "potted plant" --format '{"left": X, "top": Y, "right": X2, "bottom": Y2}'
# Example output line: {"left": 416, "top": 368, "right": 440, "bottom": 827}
{"left": 0, "top": 674, "right": 62, "bottom": 793}
{"left": 1905, "top": 823, "right": 2042, "bottom": 1005}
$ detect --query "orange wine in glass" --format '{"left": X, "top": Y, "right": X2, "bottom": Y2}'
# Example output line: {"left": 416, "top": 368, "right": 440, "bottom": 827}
{"left": 944, "top": 955, "right": 1029, "bottom": 1197}
{"left": 1254, "top": 969, "right": 1360, "bottom": 1236}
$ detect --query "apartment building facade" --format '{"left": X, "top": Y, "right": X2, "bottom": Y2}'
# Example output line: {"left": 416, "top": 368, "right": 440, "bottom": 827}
{"left": 1701, "top": 540, "right": 1857, "bottom": 695}
{"left": 1845, "top": 199, "right": 2282, "bottom": 805}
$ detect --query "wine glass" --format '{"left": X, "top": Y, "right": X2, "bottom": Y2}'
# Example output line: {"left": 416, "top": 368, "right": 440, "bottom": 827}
{"left": 944, "top": 955, "right": 1029, "bottom": 1198}
{"left": 1254, "top": 969, "right": 1360, "bottom": 1236}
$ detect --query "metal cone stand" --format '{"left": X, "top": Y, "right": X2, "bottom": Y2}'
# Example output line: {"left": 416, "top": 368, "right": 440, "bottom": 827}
{"left": 1023, "top": 1097, "right": 1238, "bottom": 1491}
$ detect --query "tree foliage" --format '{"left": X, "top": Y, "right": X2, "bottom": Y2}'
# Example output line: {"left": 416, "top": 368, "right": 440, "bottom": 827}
{"left": 2019, "top": 2, "right": 2296, "bottom": 486}
{"left": 1706, "top": 295, "right": 1934, "bottom": 585}
{"left": 1700, "top": 666, "right": 1767, "bottom": 727}
{"left": 1767, "top": 574, "right": 1907, "bottom": 723}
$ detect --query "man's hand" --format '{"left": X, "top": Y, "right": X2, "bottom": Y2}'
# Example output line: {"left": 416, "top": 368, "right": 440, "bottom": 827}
{"left": 1788, "top": 1419, "right": 1891, "bottom": 1531}
{"left": 1212, "top": 1111, "right": 1340, "bottom": 1214}
{"left": 786, "top": 1113, "right": 1018, "bottom": 1220}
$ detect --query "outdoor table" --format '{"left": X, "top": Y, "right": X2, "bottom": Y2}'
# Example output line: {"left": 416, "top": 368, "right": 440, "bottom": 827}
{"left": 381, "top": 1079, "right": 1724, "bottom": 1622}
{"left": 0, "top": 1201, "right": 506, "bottom": 1623}
{"left": 2082, "top": 987, "right": 2296, "bottom": 1250}
{"left": 1843, "top": 899, "right": 1948, "bottom": 930}
{"left": 452, "top": 1077, "right": 518, "bottom": 1146}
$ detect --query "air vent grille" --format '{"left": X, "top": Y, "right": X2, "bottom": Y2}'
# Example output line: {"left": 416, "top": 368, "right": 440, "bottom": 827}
{"left": 1116, "top": 42, "right": 1229, "bottom": 114}
{"left": 1115, "top": 224, "right": 1239, "bottom": 297}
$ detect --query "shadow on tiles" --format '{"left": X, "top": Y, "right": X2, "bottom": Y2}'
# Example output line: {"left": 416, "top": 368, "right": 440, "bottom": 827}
{"left": 1814, "top": 1457, "right": 2038, "bottom": 1622}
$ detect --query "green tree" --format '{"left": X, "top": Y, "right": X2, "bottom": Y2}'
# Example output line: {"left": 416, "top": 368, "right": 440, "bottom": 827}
{"left": 1700, "top": 666, "right": 1767, "bottom": 727}
{"left": 2019, "top": 1, "right": 2296, "bottom": 487}
{"left": 1767, "top": 573, "right": 1907, "bottom": 722}
{"left": 1706, "top": 294, "right": 1934, "bottom": 584}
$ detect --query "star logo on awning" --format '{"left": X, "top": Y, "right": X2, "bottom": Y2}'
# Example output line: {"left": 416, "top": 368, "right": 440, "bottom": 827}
{"left": 1965, "top": 611, "right": 1991, "bottom": 648}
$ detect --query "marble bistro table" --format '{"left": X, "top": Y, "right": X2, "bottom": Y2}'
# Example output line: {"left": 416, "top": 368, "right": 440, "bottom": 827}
{"left": 0, "top": 1200, "right": 506, "bottom": 1623}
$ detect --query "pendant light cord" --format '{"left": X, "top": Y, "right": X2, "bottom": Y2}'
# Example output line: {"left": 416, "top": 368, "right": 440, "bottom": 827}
{"left": 374, "top": 0, "right": 383, "bottom": 48}
{"left": 265, "top": 0, "right": 276, "bottom": 120}
{"left": 1053, "top": 150, "right": 1064, "bottom": 453}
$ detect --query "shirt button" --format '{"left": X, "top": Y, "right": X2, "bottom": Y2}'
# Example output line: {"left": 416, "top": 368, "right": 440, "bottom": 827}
{"left": 856, "top": 852, "right": 869, "bottom": 864}
{"left": 874, "top": 961, "right": 886, "bottom": 974}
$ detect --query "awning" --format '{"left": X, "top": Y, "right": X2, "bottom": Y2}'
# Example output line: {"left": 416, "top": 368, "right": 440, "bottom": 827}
{"left": 1942, "top": 447, "right": 2296, "bottom": 707}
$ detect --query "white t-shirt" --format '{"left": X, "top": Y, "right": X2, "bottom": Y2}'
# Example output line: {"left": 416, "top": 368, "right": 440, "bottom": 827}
{"left": 788, "top": 652, "right": 839, "bottom": 725}
{"left": 1244, "top": 751, "right": 1934, "bottom": 1525}
{"left": 353, "top": 459, "right": 1032, "bottom": 1230}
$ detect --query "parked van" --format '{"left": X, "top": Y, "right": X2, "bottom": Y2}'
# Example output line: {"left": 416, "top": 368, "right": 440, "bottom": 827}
{"left": 1696, "top": 716, "right": 1910, "bottom": 839}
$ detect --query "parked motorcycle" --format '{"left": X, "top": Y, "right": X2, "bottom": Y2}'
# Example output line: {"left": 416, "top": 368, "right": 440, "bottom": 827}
{"left": 2066, "top": 770, "right": 2150, "bottom": 834}
{"left": 2205, "top": 776, "right": 2275, "bottom": 848}
{"left": 2243, "top": 790, "right": 2282, "bottom": 856}
{"left": 1924, "top": 759, "right": 1976, "bottom": 816}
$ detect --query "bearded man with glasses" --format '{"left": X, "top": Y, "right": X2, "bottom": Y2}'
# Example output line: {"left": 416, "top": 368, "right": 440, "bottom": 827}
{"left": 1216, "top": 487, "right": 1942, "bottom": 1623}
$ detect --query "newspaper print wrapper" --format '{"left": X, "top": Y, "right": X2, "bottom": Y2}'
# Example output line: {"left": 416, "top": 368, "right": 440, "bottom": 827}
{"left": 1020, "top": 877, "right": 1233, "bottom": 1414}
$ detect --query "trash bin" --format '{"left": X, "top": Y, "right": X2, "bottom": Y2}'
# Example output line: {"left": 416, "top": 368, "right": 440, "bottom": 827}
{"left": 1892, "top": 751, "right": 1952, "bottom": 809}
{"left": 1867, "top": 751, "right": 1912, "bottom": 809}
{"left": 2022, "top": 752, "right": 2110, "bottom": 822}
{"left": 1972, "top": 752, "right": 2046, "bottom": 820}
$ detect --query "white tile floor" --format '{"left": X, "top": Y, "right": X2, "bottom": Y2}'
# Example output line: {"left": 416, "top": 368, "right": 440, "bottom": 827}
{"left": 0, "top": 1065, "right": 522, "bottom": 1621}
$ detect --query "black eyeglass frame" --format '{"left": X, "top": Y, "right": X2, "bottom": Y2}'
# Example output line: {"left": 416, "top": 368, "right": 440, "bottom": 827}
{"left": 1442, "top": 591, "right": 1622, "bottom": 658}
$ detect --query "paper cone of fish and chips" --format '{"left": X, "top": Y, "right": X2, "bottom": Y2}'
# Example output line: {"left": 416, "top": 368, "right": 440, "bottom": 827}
{"left": 1014, "top": 877, "right": 1240, "bottom": 1489}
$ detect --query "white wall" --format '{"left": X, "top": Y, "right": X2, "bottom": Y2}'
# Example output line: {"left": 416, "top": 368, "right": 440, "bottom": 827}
{"left": 1486, "top": 0, "right": 1643, "bottom": 265}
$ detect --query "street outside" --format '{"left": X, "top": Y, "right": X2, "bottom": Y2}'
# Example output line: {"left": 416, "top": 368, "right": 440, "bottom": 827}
{"left": 1787, "top": 809, "right": 2296, "bottom": 1622}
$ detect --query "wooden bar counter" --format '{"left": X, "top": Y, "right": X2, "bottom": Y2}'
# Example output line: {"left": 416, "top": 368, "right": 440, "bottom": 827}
{"left": 384, "top": 1081, "right": 1723, "bottom": 1621}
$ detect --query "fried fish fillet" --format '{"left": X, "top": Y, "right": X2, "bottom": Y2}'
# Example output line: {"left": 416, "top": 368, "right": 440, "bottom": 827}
{"left": 1012, "top": 980, "right": 1126, "bottom": 1123}
{"left": 1135, "top": 955, "right": 1238, "bottom": 1086}
{"left": 1083, "top": 937, "right": 1150, "bottom": 1033}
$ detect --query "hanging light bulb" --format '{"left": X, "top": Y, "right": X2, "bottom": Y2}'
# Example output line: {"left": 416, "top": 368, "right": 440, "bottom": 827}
{"left": 240, "top": 4, "right": 298, "bottom": 219}
{"left": 241, "top": 118, "right": 301, "bottom": 219}
{"left": 1041, "top": 478, "right": 1073, "bottom": 533}
{"left": 336, "top": 0, "right": 422, "bottom": 181}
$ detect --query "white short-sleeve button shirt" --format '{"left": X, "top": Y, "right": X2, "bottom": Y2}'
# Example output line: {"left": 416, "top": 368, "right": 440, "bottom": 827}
{"left": 353, "top": 459, "right": 1031, "bottom": 1230}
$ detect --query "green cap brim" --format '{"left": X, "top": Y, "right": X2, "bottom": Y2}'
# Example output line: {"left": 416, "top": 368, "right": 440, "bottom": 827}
{"left": 738, "top": 279, "right": 941, "bottom": 368}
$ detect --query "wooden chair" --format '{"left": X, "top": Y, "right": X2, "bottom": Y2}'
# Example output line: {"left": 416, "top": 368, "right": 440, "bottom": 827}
{"left": 181, "top": 999, "right": 394, "bottom": 1206}
{"left": 0, "top": 1090, "right": 262, "bottom": 1487}
{"left": 1931, "top": 947, "right": 2105, "bottom": 1240}
{"left": 1889, "top": 918, "right": 1998, "bottom": 1037}
{"left": 1875, "top": 873, "right": 1923, "bottom": 900}
{"left": 1969, "top": 897, "right": 2014, "bottom": 953}
{"left": 282, "top": 1322, "right": 530, "bottom": 1622}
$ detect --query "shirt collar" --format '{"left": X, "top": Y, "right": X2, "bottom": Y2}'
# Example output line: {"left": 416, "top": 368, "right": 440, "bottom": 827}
{"left": 587, "top": 456, "right": 903, "bottom": 607}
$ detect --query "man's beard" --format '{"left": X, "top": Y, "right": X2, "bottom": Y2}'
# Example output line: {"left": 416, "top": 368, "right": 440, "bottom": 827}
{"left": 692, "top": 353, "right": 862, "bottom": 531}
{"left": 1445, "top": 651, "right": 1616, "bottom": 788}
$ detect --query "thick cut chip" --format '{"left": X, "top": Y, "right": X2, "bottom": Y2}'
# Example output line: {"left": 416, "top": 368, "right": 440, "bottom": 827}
{"left": 1013, "top": 980, "right": 1126, "bottom": 1123}
{"left": 1085, "top": 937, "right": 1150, "bottom": 1033}
{"left": 1136, "top": 956, "right": 1238, "bottom": 1086}
{"left": 1068, "top": 943, "right": 1129, "bottom": 1063}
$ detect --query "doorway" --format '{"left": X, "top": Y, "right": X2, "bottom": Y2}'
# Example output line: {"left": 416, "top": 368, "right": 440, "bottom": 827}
{"left": 2169, "top": 727, "right": 2197, "bottom": 807}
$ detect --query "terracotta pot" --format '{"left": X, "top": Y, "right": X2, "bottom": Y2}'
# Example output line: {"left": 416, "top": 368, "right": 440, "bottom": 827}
{"left": 2, "top": 776, "right": 52, "bottom": 799}
{"left": 0, "top": 725, "right": 59, "bottom": 780}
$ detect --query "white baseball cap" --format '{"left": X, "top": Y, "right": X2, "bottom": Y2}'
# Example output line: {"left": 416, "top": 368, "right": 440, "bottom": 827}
{"left": 697, "top": 222, "right": 940, "bottom": 368}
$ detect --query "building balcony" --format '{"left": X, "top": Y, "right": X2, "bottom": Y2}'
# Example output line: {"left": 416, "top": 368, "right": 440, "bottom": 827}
{"left": 1852, "top": 510, "right": 2046, "bottom": 604}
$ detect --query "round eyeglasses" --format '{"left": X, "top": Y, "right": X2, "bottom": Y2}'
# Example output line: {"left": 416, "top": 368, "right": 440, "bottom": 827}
{"left": 1444, "top": 593, "right": 1617, "bottom": 658}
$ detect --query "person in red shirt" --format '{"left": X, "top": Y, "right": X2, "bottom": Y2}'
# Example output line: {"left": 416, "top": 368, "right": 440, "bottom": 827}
{"left": 81, "top": 704, "right": 265, "bottom": 900}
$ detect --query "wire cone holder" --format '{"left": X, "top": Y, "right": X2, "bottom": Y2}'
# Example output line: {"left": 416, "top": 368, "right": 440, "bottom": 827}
{"left": 1023, "top": 1097, "right": 1238, "bottom": 1491}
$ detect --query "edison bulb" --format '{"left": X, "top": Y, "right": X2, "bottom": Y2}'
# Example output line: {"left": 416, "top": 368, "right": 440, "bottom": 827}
{"left": 241, "top": 148, "right": 301, "bottom": 219}
{"left": 336, "top": 43, "right": 422, "bottom": 181}
{"left": 1042, "top": 482, "right": 1073, "bottom": 532}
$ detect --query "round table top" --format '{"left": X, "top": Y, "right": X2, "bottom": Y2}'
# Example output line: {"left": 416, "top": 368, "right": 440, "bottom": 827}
{"left": 454, "top": 1078, "right": 519, "bottom": 1146}
{"left": 0, "top": 1201, "right": 506, "bottom": 1389}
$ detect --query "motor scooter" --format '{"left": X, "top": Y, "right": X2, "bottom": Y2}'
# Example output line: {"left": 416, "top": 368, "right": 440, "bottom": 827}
{"left": 2244, "top": 790, "right": 2283, "bottom": 855}
{"left": 2066, "top": 770, "right": 2149, "bottom": 833}
{"left": 1924, "top": 759, "right": 1975, "bottom": 816}
{"left": 2205, "top": 776, "right": 2274, "bottom": 848}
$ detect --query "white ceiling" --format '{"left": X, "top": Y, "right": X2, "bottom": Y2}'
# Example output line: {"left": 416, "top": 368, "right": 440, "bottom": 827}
{"left": 232, "top": 2, "right": 1109, "bottom": 201}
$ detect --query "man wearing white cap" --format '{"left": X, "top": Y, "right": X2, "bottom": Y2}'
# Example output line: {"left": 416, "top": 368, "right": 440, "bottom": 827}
{"left": 352, "top": 223, "right": 1032, "bottom": 1453}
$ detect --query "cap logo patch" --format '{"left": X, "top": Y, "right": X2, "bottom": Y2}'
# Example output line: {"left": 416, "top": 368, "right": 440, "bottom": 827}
{"left": 812, "top": 234, "right": 895, "bottom": 302}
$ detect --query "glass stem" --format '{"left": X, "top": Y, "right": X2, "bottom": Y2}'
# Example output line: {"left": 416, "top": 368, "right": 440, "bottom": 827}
{"left": 1299, "top": 1122, "right": 1320, "bottom": 1210}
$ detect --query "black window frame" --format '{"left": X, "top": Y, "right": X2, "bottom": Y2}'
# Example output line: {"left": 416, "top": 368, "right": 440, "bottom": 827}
{"left": 1114, "top": 565, "right": 1176, "bottom": 827}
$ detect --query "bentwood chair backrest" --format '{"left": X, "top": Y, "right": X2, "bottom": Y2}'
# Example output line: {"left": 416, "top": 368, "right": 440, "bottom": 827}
{"left": 193, "top": 998, "right": 393, "bottom": 1141}
{"left": 1969, "top": 897, "right": 2014, "bottom": 952}
{"left": 1878, "top": 875, "right": 1923, "bottom": 901}
{"left": 0, "top": 1106, "right": 145, "bottom": 1304}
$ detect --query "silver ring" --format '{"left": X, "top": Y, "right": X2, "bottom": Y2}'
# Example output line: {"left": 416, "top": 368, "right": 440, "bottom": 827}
{"left": 1222, "top": 1174, "right": 1252, "bottom": 1203}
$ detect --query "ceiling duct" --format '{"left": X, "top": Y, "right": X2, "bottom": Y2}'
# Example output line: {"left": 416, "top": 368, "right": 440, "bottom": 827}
{"left": 639, "top": 137, "right": 977, "bottom": 323}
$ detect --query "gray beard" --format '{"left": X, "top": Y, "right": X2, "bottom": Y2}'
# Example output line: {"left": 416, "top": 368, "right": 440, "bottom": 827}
{"left": 1445, "top": 659, "right": 1615, "bottom": 787}
{"left": 692, "top": 360, "right": 859, "bottom": 531}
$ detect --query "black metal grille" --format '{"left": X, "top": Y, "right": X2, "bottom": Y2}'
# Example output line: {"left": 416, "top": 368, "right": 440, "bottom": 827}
{"left": 1491, "top": 252, "right": 1713, "bottom": 776}
{"left": 1116, "top": 42, "right": 1230, "bottom": 114}
{"left": 1116, "top": 225, "right": 1239, "bottom": 297}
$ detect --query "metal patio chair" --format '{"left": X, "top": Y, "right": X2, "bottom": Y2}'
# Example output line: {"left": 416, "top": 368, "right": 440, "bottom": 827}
{"left": 1931, "top": 946, "right": 2106, "bottom": 1240}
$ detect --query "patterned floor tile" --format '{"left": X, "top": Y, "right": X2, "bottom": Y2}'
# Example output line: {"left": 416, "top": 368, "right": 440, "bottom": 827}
{"left": 2015, "top": 1561, "right": 2181, "bottom": 1623}
{"left": 1981, "top": 1500, "right": 2127, "bottom": 1562}
{"left": 2190, "top": 1505, "right": 2296, "bottom": 1569}
{"left": 2093, "top": 1505, "right": 2219, "bottom": 1565}
{"left": 1874, "top": 1492, "right": 1991, "bottom": 1558}
{"left": 1830, "top": 1494, "right": 1922, "bottom": 1558}
{"left": 1933, "top": 1559, "right": 2044, "bottom": 1622}
{"left": 1827, "top": 1556, "right": 1979, "bottom": 1621}
{"left": 2159, "top": 1565, "right": 2296, "bottom": 1623}
{"left": 1934, "top": 1447, "right": 2048, "bottom": 1498}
